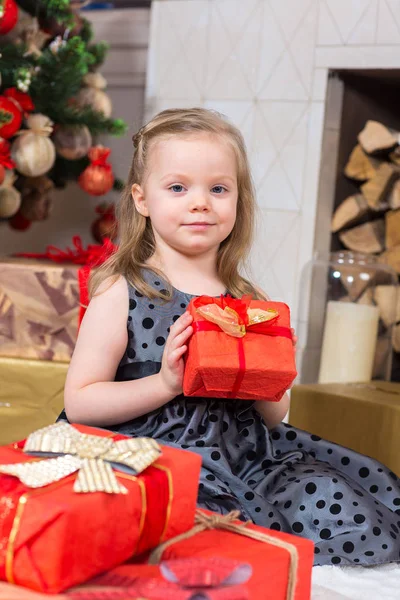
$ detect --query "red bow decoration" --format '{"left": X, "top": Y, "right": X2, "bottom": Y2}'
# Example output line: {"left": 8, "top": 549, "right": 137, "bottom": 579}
{"left": 67, "top": 558, "right": 251, "bottom": 600}
{"left": 88, "top": 145, "right": 113, "bottom": 171}
{"left": 15, "top": 236, "right": 118, "bottom": 325}
{"left": 0, "top": 138, "right": 15, "bottom": 169}
{"left": 4, "top": 87, "right": 35, "bottom": 115}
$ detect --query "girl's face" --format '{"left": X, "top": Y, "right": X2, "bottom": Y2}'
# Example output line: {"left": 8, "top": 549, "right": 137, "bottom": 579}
{"left": 132, "top": 133, "right": 238, "bottom": 258}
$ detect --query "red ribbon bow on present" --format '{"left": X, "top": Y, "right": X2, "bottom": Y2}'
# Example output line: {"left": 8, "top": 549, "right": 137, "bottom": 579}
{"left": 67, "top": 558, "right": 251, "bottom": 600}
{"left": 192, "top": 295, "right": 293, "bottom": 398}
{"left": 15, "top": 235, "right": 118, "bottom": 324}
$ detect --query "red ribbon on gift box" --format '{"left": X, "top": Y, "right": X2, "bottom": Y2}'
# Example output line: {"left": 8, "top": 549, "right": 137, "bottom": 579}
{"left": 192, "top": 295, "right": 293, "bottom": 399}
{"left": 15, "top": 236, "right": 117, "bottom": 325}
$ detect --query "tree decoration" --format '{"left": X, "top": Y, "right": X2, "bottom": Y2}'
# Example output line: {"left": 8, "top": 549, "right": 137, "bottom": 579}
{"left": 0, "top": 94, "right": 22, "bottom": 139}
{"left": 11, "top": 113, "right": 56, "bottom": 177}
{"left": 78, "top": 145, "right": 114, "bottom": 196}
{"left": 75, "top": 72, "right": 112, "bottom": 118}
{"left": 0, "top": 169, "right": 21, "bottom": 218}
{"left": 0, "top": 0, "right": 18, "bottom": 36}
{"left": 53, "top": 123, "right": 92, "bottom": 160}
{"left": 91, "top": 202, "right": 117, "bottom": 243}
{"left": 0, "top": 137, "right": 15, "bottom": 185}
{"left": 19, "top": 174, "right": 54, "bottom": 221}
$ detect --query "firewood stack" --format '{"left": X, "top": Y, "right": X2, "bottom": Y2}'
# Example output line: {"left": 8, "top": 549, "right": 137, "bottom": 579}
{"left": 332, "top": 120, "right": 400, "bottom": 356}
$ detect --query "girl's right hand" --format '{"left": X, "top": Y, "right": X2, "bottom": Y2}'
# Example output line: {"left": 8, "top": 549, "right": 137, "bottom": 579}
{"left": 159, "top": 311, "right": 193, "bottom": 397}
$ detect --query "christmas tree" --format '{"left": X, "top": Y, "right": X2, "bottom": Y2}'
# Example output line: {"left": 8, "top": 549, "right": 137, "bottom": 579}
{"left": 0, "top": 0, "right": 124, "bottom": 238}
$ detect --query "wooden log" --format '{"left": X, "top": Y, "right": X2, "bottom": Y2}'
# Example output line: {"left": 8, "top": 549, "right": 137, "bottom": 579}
{"left": 385, "top": 210, "right": 400, "bottom": 249}
{"left": 360, "top": 163, "right": 399, "bottom": 210}
{"left": 344, "top": 144, "right": 381, "bottom": 181}
{"left": 331, "top": 194, "right": 369, "bottom": 233}
{"left": 393, "top": 323, "right": 400, "bottom": 353}
{"left": 372, "top": 336, "right": 392, "bottom": 378}
{"left": 378, "top": 245, "right": 400, "bottom": 274}
{"left": 390, "top": 147, "right": 400, "bottom": 166}
{"left": 374, "top": 285, "right": 398, "bottom": 327}
{"left": 358, "top": 288, "right": 374, "bottom": 305}
{"left": 339, "top": 220, "right": 385, "bottom": 254}
{"left": 358, "top": 120, "right": 398, "bottom": 154}
{"left": 388, "top": 180, "right": 400, "bottom": 209}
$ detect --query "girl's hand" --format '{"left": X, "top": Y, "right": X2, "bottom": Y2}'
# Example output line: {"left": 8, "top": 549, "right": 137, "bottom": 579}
{"left": 291, "top": 328, "right": 297, "bottom": 349}
{"left": 159, "top": 312, "right": 193, "bottom": 397}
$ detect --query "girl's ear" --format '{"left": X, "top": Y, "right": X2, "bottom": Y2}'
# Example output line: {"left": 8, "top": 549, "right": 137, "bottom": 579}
{"left": 131, "top": 183, "right": 149, "bottom": 216}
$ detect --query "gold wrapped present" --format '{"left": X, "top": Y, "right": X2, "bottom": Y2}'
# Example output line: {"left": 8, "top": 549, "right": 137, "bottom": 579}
{"left": 0, "top": 257, "right": 79, "bottom": 362}
{"left": 0, "top": 356, "right": 67, "bottom": 445}
{"left": 289, "top": 381, "right": 400, "bottom": 475}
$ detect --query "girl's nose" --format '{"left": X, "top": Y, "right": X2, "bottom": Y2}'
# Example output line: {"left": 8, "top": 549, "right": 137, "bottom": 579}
{"left": 191, "top": 195, "right": 211, "bottom": 212}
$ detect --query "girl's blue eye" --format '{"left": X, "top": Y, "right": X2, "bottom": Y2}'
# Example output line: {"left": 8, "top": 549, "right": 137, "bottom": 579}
{"left": 170, "top": 184, "right": 184, "bottom": 193}
{"left": 212, "top": 186, "right": 226, "bottom": 194}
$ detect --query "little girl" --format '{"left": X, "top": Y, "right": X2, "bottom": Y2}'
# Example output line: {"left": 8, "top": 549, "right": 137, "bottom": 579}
{"left": 62, "top": 108, "right": 400, "bottom": 567}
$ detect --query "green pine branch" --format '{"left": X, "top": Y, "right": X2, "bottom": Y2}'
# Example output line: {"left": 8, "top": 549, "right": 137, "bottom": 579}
{"left": 0, "top": 43, "right": 35, "bottom": 89}
{"left": 88, "top": 41, "right": 109, "bottom": 69}
{"left": 30, "top": 36, "right": 94, "bottom": 110}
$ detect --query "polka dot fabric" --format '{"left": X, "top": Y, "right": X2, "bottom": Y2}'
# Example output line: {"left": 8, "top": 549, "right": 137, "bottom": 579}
{"left": 112, "top": 272, "right": 400, "bottom": 567}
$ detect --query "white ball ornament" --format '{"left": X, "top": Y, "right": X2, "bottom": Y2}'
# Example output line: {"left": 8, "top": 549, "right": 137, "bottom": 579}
{"left": 11, "top": 114, "right": 56, "bottom": 177}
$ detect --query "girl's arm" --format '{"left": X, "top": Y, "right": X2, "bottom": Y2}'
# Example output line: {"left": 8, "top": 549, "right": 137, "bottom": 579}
{"left": 255, "top": 393, "right": 290, "bottom": 430}
{"left": 64, "top": 277, "right": 193, "bottom": 427}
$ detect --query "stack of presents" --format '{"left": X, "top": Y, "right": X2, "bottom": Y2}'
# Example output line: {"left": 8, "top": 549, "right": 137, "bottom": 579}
{"left": 0, "top": 237, "right": 398, "bottom": 598}
{"left": 0, "top": 239, "right": 312, "bottom": 598}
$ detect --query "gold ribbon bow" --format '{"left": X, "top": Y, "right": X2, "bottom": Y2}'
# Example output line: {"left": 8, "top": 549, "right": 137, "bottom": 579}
{"left": 0, "top": 423, "right": 161, "bottom": 495}
{"left": 197, "top": 304, "right": 278, "bottom": 338}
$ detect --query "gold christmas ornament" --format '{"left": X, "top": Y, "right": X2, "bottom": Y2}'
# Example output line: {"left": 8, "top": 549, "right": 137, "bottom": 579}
{"left": 0, "top": 422, "right": 162, "bottom": 494}
{"left": 0, "top": 170, "right": 21, "bottom": 217}
{"left": 11, "top": 113, "right": 56, "bottom": 177}
{"left": 75, "top": 72, "right": 112, "bottom": 118}
{"left": 53, "top": 124, "right": 92, "bottom": 160}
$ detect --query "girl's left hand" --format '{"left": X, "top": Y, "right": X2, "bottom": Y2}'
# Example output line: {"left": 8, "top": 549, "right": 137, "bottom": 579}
{"left": 291, "top": 328, "right": 297, "bottom": 349}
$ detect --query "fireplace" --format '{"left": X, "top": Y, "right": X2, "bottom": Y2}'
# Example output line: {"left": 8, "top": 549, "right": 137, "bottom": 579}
{"left": 299, "top": 69, "right": 400, "bottom": 384}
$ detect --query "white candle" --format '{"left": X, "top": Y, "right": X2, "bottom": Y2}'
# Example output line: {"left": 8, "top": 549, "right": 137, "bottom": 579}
{"left": 318, "top": 301, "right": 380, "bottom": 383}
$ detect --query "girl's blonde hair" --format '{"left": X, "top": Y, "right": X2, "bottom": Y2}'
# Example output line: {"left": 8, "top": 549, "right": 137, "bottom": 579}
{"left": 90, "top": 107, "right": 264, "bottom": 300}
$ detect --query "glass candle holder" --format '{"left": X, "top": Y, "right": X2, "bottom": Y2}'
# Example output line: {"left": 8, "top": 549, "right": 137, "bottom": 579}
{"left": 298, "top": 251, "right": 398, "bottom": 384}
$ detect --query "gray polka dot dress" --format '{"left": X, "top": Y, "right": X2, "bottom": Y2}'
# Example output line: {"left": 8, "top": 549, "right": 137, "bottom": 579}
{"left": 65, "top": 271, "right": 400, "bottom": 567}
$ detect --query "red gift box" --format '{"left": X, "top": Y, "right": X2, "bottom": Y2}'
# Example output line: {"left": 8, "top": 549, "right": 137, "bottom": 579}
{"left": 146, "top": 510, "right": 314, "bottom": 600}
{"left": 183, "top": 295, "right": 297, "bottom": 401}
{"left": 0, "top": 423, "right": 201, "bottom": 594}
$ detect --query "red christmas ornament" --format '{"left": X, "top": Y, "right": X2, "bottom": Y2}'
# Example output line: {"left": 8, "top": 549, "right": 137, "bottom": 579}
{"left": 4, "top": 88, "right": 35, "bottom": 115}
{"left": 78, "top": 145, "right": 114, "bottom": 196}
{"left": 0, "top": 0, "right": 18, "bottom": 35}
{"left": 8, "top": 211, "right": 32, "bottom": 231}
{"left": 91, "top": 203, "right": 117, "bottom": 243}
{"left": 0, "top": 138, "right": 15, "bottom": 185}
{"left": 0, "top": 96, "right": 22, "bottom": 139}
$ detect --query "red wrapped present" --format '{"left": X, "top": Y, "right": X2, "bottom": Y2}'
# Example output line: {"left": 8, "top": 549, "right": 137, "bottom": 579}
{"left": 183, "top": 295, "right": 297, "bottom": 401}
{"left": 145, "top": 510, "right": 314, "bottom": 600}
{"left": 0, "top": 423, "right": 201, "bottom": 594}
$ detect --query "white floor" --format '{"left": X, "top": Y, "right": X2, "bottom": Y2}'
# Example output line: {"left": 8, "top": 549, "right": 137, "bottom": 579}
{"left": 312, "top": 563, "right": 400, "bottom": 600}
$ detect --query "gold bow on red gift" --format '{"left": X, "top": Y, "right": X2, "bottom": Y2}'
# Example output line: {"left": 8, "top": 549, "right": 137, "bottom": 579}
{"left": 195, "top": 295, "right": 279, "bottom": 338}
{"left": 0, "top": 423, "right": 161, "bottom": 495}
